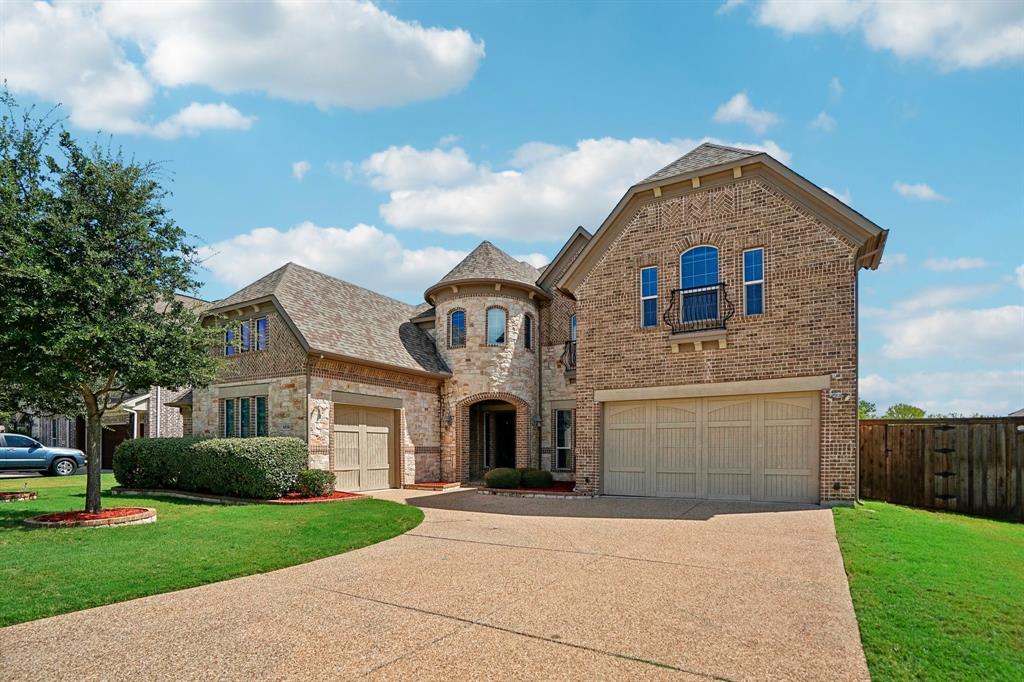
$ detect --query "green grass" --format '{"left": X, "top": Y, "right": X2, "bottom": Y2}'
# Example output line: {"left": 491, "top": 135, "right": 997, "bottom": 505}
{"left": 833, "top": 501, "right": 1024, "bottom": 681}
{"left": 0, "top": 474, "right": 423, "bottom": 627}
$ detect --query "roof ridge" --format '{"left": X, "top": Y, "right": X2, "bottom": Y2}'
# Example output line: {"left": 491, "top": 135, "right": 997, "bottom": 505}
{"left": 700, "top": 141, "right": 760, "bottom": 155}
{"left": 281, "top": 262, "right": 419, "bottom": 310}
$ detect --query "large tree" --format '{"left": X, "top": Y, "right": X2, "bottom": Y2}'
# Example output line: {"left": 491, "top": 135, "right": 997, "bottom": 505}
{"left": 0, "top": 94, "right": 219, "bottom": 512}
{"left": 883, "top": 403, "right": 926, "bottom": 420}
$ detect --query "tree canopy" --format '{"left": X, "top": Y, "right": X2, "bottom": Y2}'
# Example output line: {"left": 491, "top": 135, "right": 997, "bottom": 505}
{"left": 0, "top": 92, "right": 219, "bottom": 511}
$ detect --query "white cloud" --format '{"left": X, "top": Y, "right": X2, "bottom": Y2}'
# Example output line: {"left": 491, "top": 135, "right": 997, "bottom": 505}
{"left": 861, "top": 370, "right": 1024, "bottom": 417}
{"left": 755, "top": 0, "right": 1024, "bottom": 70}
{"left": 198, "top": 222, "right": 468, "bottom": 301}
{"left": 101, "top": 0, "right": 484, "bottom": 109}
{"left": 810, "top": 111, "right": 837, "bottom": 132}
{"left": 829, "top": 76, "right": 844, "bottom": 98}
{"left": 514, "top": 253, "right": 551, "bottom": 269}
{"left": 922, "top": 257, "right": 989, "bottom": 271}
{"left": 151, "top": 102, "right": 255, "bottom": 139}
{"left": 1, "top": 0, "right": 484, "bottom": 136}
{"left": 360, "top": 136, "right": 791, "bottom": 241}
{"left": 360, "top": 146, "right": 479, "bottom": 191}
{"left": 712, "top": 92, "right": 781, "bottom": 134}
{"left": 877, "top": 252, "right": 907, "bottom": 272}
{"left": 292, "top": 161, "right": 312, "bottom": 181}
{"left": 1016, "top": 264, "right": 1024, "bottom": 289}
{"left": 884, "top": 283, "right": 1000, "bottom": 316}
{"left": 438, "top": 134, "right": 461, "bottom": 147}
{"left": 880, "top": 305, "right": 1024, "bottom": 360}
{"left": 894, "top": 181, "right": 946, "bottom": 201}
{"left": 326, "top": 161, "right": 355, "bottom": 181}
{"left": 717, "top": 0, "right": 748, "bottom": 15}
{"left": 822, "top": 186, "right": 852, "bottom": 205}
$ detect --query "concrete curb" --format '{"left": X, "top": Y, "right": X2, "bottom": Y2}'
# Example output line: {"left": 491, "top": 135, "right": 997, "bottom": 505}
{"left": 0, "top": 491, "right": 38, "bottom": 502}
{"left": 23, "top": 507, "right": 157, "bottom": 529}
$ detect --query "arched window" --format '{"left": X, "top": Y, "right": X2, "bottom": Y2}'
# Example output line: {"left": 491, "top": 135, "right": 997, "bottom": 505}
{"left": 523, "top": 314, "right": 534, "bottom": 350}
{"left": 486, "top": 307, "right": 507, "bottom": 345}
{"left": 680, "top": 245, "right": 719, "bottom": 322}
{"left": 448, "top": 309, "right": 466, "bottom": 348}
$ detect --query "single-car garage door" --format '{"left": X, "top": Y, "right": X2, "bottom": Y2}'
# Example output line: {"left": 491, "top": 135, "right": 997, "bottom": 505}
{"left": 332, "top": 405, "right": 395, "bottom": 491}
{"left": 603, "top": 392, "right": 819, "bottom": 503}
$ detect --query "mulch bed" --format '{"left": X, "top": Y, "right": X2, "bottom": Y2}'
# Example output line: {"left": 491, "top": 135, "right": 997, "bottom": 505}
{"left": 0, "top": 491, "right": 38, "bottom": 503}
{"left": 267, "top": 491, "right": 363, "bottom": 504}
{"left": 24, "top": 506, "right": 157, "bottom": 528}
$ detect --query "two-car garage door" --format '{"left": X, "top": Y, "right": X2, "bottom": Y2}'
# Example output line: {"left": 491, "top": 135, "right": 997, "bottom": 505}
{"left": 603, "top": 392, "right": 820, "bottom": 503}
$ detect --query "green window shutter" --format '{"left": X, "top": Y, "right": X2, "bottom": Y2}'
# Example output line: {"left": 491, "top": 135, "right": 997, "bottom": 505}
{"left": 256, "top": 397, "right": 268, "bottom": 436}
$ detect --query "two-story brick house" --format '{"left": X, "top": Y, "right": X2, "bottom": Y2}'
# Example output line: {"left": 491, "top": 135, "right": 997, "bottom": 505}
{"left": 192, "top": 143, "right": 886, "bottom": 505}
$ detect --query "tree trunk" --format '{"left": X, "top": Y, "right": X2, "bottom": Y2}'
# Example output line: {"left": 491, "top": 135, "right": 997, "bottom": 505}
{"left": 83, "top": 396, "right": 104, "bottom": 513}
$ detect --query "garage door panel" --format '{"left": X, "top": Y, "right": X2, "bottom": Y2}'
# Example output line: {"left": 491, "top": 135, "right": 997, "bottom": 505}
{"left": 332, "top": 405, "right": 394, "bottom": 492}
{"left": 604, "top": 392, "right": 819, "bottom": 504}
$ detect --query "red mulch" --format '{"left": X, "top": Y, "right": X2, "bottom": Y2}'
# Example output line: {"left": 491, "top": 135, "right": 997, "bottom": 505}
{"left": 34, "top": 507, "right": 149, "bottom": 522}
{"left": 268, "top": 491, "right": 362, "bottom": 504}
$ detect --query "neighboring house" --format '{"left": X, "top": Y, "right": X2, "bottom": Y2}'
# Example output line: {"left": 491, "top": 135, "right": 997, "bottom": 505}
{"left": 193, "top": 143, "right": 886, "bottom": 505}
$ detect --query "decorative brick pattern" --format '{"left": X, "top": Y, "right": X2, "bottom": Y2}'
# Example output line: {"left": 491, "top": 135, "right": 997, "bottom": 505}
{"left": 572, "top": 176, "right": 860, "bottom": 502}
{"left": 212, "top": 310, "right": 307, "bottom": 383}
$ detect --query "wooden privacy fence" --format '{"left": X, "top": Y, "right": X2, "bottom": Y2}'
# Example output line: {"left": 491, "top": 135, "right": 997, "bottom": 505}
{"left": 859, "top": 418, "right": 1024, "bottom": 521}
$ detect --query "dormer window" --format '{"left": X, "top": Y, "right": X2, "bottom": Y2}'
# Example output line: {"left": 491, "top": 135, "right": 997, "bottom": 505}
{"left": 486, "top": 307, "right": 507, "bottom": 345}
{"left": 449, "top": 309, "right": 466, "bottom": 348}
{"left": 225, "top": 326, "right": 237, "bottom": 356}
{"left": 255, "top": 317, "right": 268, "bottom": 350}
{"left": 240, "top": 320, "right": 252, "bottom": 352}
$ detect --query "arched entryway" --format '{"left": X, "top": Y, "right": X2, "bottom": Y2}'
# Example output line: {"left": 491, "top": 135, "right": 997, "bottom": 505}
{"left": 455, "top": 392, "right": 530, "bottom": 481}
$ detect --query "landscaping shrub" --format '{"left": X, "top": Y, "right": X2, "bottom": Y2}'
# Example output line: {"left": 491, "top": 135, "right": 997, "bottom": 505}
{"left": 484, "top": 467, "right": 521, "bottom": 489}
{"left": 295, "top": 469, "right": 336, "bottom": 497}
{"left": 520, "top": 468, "right": 553, "bottom": 489}
{"left": 113, "top": 437, "right": 204, "bottom": 489}
{"left": 113, "top": 436, "right": 308, "bottom": 500}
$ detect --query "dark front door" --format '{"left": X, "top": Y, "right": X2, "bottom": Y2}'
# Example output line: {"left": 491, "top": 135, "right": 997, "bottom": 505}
{"left": 493, "top": 412, "right": 516, "bottom": 468}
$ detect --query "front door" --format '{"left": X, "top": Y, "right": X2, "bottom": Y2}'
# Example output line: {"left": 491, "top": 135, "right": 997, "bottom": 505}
{"left": 492, "top": 412, "right": 516, "bottom": 468}
{"left": 332, "top": 405, "right": 394, "bottom": 491}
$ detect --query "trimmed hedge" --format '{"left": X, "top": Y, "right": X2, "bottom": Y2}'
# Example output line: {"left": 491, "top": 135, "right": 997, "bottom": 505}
{"left": 113, "top": 437, "right": 308, "bottom": 499}
{"left": 484, "top": 467, "right": 521, "bottom": 489}
{"left": 295, "top": 469, "right": 336, "bottom": 497}
{"left": 520, "top": 468, "right": 553, "bottom": 489}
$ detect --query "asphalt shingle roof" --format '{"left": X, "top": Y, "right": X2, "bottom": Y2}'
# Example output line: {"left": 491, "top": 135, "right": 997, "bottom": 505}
{"left": 212, "top": 263, "right": 450, "bottom": 375}
{"left": 643, "top": 143, "right": 761, "bottom": 184}
{"left": 431, "top": 241, "right": 541, "bottom": 291}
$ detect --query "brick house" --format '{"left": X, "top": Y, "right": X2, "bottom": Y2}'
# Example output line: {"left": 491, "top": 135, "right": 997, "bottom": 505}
{"left": 193, "top": 143, "right": 886, "bottom": 505}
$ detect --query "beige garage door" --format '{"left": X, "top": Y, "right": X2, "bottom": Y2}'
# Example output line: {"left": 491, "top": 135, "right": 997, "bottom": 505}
{"left": 603, "top": 392, "right": 819, "bottom": 503}
{"left": 332, "top": 405, "right": 394, "bottom": 491}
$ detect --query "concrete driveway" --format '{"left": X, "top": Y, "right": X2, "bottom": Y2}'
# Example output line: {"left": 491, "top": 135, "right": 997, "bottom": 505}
{"left": 0, "top": 489, "right": 867, "bottom": 681}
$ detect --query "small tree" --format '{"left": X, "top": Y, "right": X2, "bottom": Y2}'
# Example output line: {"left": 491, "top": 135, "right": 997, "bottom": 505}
{"left": 858, "top": 400, "right": 877, "bottom": 419}
{"left": 0, "top": 93, "right": 219, "bottom": 512}
{"left": 883, "top": 403, "right": 926, "bottom": 420}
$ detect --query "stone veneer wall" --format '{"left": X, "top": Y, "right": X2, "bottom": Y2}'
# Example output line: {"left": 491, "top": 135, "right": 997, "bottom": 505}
{"left": 573, "top": 176, "right": 859, "bottom": 502}
{"left": 192, "top": 374, "right": 307, "bottom": 439}
{"left": 434, "top": 286, "right": 540, "bottom": 480}
{"left": 307, "top": 358, "right": 442, "bottom": 485}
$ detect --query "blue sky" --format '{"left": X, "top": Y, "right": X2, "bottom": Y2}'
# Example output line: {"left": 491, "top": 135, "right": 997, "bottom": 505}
{"left": 3, "top": 0, "right": 1022, "bottom": 415}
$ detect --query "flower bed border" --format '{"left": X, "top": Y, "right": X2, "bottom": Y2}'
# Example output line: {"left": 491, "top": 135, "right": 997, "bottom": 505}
{"left": 110, "top": 486, "right": 363, "bottom": 505}
{"left": 0, "top": 491, "right": 38, "bottom": 503}
{"left": 478, "top": 488, "right": 596, "bottom": 499}
{"left": 23, "top": 507, "right": 156, "bottom": 529}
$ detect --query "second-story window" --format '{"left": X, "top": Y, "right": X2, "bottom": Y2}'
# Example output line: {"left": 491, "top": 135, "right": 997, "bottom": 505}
{"left": 486, "top": 307, "right": 506, "bottom": 345}
{"left": 640, "top": 266, "right": 658, "bottom": 328}
{"left": 744, "top": 248, "right": 765, "bottom": 315}
{"left": 224, "top": 326, "right": 237, "bottom": 356}
{"left": 524, "top": 314, "right": 534, "bottom": 350}
{"left": 449, "top": 309, "right": 466, "bottom": 348}
{"left": 570, "top": 314, "right": 577, "bottom": 342}
{"left": 240, "top": 320, "right": 252, "bottom": 352}
{"left": 255, "top": 318, "right": 269, "bottom": 350}
{"left": 680, "top": 245, "right": 720, "bottom": 322}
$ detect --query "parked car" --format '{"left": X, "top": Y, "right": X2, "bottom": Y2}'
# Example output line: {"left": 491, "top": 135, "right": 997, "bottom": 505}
{"left": 0, "top": 433, "right": 86, "bottom": 476}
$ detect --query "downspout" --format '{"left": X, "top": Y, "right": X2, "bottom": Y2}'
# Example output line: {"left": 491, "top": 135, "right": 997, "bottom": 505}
{"left": 536, "top": 318, "right": 543, "bottom": 470}
{"left": 854, "top": 270, "right": 860, "bottom": 504}
{"left": 154, "top": 386, "right": 161, "bottom": 438}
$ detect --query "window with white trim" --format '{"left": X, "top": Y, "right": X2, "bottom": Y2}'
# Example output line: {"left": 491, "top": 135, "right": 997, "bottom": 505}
{"left": 554, "top": 409, "right": 573, "bottom": 470}
{"left": 570, "top": 314, "right": 577, "bottom": 342}
{"left": 240, "top": 320, "right": 252, "bottom": 352}
{"left": 255, "top": 317, "right": 269, "bottom": 351}
{"left": 224, "top": 326, "right": 237, "bottom": 356}
{"left": 743, "top": 248, "right": 765, "bottom": 316}
{"left": 640, "top": 266, "right": 658, "bottom": 328}
{"left": 449, "top": 309, "right": 466, "bottom": 348}
{"left": 486, "top": 307, "right": 506, "bottom": 345}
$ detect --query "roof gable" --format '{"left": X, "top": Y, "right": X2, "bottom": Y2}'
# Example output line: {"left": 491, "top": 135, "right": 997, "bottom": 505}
{"left": 558, "top": 145, "right": 888, "bottom": 296}
{"left": 208, "top": 263, "right": 450, "bottom": 376}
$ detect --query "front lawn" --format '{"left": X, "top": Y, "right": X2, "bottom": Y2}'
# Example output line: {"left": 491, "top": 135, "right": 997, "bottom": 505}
{"left": 833, "top": 501, "right": 1024, "bottom": 681}
{"left": 0, "top": 474, "right": 422, "bottom": 627}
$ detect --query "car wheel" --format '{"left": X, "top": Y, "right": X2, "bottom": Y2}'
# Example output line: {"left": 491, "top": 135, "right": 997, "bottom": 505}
{"left": 52, "top": 458, "right": 77, "bottom": 476}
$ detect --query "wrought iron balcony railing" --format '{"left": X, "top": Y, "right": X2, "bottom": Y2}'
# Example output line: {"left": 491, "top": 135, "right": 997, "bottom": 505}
{"left": 561, "top": 340, "right": 577, "bottom": 371}
{"left": 663, "top": 283, "right": 735, "bottom": 335}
